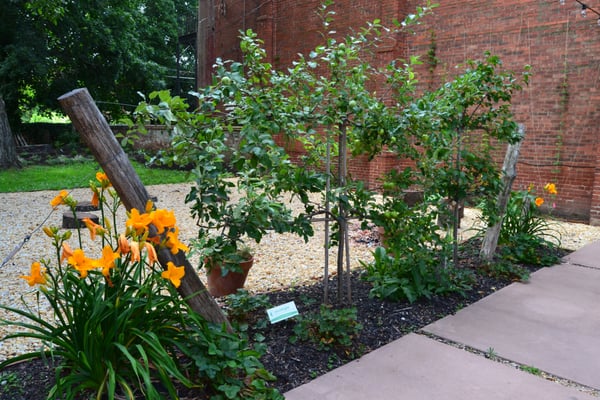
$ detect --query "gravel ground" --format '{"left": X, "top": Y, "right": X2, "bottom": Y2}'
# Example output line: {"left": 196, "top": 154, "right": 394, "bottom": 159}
{"left": 1, "top": 183, "right": 599, "bottom": 362}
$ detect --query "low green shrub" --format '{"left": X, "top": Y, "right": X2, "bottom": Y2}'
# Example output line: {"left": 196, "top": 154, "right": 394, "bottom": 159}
{"left": 290, "top": 305, "right": 362, "bottom": 352}
{"left": 224, "top": 289, "right": 271, "bottom": 328}
{"left": 482, "top": 259, "right": 530, "bottom": 282}
{"left": 362, "top": 246, "right": 472, "bottom": 303}
{"left": 364, "top": 191, "right": 472, "bottom": 303}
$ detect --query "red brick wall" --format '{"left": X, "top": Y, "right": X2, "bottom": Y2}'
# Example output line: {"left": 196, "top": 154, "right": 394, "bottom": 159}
{"left": 406, "top": 0, "right": 600, "bottom": 223}
{"left": 206, "top": 0, "right": 600, "bottom": 224}
{"left": 212, "top": 0, "right": 273, "bottom": 65}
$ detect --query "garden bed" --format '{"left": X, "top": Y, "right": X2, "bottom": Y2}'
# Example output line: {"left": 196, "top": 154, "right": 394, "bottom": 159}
{"left": 0, "top": 236, "right": 568, "bottom": 399}
{"left": 0, "top": 183, "right": 593, "bottom": 399}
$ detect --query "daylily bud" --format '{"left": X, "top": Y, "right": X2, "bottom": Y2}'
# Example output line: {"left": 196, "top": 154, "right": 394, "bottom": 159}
{"left": 118, "top": 234, "right": 130, "bottom": 254}
{"left": 130, "top": 241, "right": 140, "bottom": 263}
{"left": 91, "top": 191, "right": 100, "bottom": 208}
{"left": 145, "top": 242, "right": 158, "bottom": 265}
{"left": 43, "top": 226, "right": 55, "bottom": 238}
{"left": 61, "top": 242, "right": 74, "bottom": 263}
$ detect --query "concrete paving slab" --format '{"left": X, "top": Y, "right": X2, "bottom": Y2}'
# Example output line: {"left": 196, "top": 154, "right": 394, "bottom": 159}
{"left": 562, "top": 241, "right": 600, "bottom": 269}
{"left": 284, "top": 333, "right": 596, "bottom": 400}
{"left": 424, "top": 264, "right": 600, "bottom": 390}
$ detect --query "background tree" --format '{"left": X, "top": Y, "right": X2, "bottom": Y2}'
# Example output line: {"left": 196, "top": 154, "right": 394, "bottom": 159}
{"left": 0, "top": 0, "right": 196, "bottom": 128}
{"left": 0, "top": 97, "right": 19, "bottom": 168}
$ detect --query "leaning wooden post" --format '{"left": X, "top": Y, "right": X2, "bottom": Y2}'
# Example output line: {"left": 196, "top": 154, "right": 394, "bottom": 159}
{"left": 58, "top": 88, "right": 231, "bottom": 329}
{"left": 480, "top": 123, "right": 525, "bottom": 261}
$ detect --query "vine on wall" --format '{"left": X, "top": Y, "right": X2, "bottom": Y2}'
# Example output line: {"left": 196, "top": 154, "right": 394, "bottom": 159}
{"left": 553, "top": 23, "right": 570, "bottom": 177}
{"left": 426, "top": 29, "right": 439, "bottom": 89}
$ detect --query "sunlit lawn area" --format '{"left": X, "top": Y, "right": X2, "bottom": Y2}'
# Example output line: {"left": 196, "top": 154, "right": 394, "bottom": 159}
{"left": 0, "top": 158, "right": 192, "bottom": 192}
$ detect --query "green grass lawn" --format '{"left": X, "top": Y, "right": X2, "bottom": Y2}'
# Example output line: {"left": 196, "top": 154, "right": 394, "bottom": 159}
{"left": 0, "top": 159, "right": 193, "bottom": 193}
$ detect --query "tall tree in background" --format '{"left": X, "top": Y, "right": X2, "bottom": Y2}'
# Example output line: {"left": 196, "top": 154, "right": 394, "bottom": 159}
{"left": 0, "top": 97, "right": 19, "bottom": 169}
{"left": 0, "top": 0, "right": 196, "bottom": 126}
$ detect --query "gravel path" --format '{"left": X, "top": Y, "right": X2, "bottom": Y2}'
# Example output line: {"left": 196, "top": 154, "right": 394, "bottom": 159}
{"left": 1, "top": 183, "right": 599, "bottom": 361}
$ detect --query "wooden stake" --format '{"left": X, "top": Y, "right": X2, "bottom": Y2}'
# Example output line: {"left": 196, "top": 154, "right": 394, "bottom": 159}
{"left": 480, "top": 124, "right": 525, "bottom": 261}
{"left": 58, "top": 88, "right": 231, "bottom": 329}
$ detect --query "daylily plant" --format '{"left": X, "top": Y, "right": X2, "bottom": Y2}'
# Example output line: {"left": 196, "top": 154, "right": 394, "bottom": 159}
{"left": 531, "top": 182, "right": 559, "bottom": 209}
{"left": 1, "top": 172, "right": 282, "bottom": 400}
{"left": 495, "top": 182, "right": 562, "bottom": 266}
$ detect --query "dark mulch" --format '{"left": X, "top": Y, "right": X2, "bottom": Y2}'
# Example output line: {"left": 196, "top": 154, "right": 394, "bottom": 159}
{"left": 0, "top": 239, "right": 569, "bottom": 399}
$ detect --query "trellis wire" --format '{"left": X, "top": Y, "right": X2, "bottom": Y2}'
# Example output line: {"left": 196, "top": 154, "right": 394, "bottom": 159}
{"left": 1, "top": 184, "right": 85, "bottom": 269}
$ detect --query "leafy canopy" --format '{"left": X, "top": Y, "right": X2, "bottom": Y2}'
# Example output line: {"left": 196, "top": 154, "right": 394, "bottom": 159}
{"left": 0, "top": 0, "right": 196, "bottom": 125}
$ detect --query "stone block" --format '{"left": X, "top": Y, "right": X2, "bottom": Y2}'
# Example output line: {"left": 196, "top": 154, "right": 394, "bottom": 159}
{"left": 62, "top": 212, "right": 99, "bottom": 229}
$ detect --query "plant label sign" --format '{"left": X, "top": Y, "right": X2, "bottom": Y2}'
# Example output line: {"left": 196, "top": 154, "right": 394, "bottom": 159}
{"left": 267, "top": 301, "right": 299, "bottom": 324}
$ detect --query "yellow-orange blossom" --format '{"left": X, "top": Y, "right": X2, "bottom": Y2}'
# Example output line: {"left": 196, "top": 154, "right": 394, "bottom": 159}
{"left": 20, "top": 262, "right": 47, "bottom": 286}
{"left": 23, "top": 188, "right": 187, "bottom": 288}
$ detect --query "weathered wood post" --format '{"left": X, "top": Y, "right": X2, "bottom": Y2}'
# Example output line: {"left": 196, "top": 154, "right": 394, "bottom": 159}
{"left": 58, "top": 88, "right": 231, "bottom": 329}
{"left": 480, "top": 123, "right": 525, "bottom": 261}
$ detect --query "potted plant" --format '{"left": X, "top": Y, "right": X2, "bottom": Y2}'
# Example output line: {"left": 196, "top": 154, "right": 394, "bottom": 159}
{"left": 205, "top": 244, "right": 254, "bottom": 297}
{"left": 131, "top": 86, "right": 322, "bottom": 296}
{"left": 189, "top": 167, "right": 307, "bottom": 296}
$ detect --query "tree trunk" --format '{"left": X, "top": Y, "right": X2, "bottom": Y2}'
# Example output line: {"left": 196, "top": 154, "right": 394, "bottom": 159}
{"left": 480, "top": 124, "right": 525, "bottom": 260}
{"left": 337, "top": 122, "right": 351, "bottom": 304}
{"left": 0, "top": 97, "right": 20, "bottom": 169}
{"left": 58, "top": 88, "right": 231, "bottom": 330}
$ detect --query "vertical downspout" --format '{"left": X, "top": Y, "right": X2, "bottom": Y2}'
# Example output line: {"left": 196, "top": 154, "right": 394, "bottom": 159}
{"left": 197, "top": 0, "right": 215, "bottom": 89}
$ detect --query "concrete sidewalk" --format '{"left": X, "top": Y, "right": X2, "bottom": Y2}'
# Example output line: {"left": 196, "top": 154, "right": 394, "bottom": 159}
{"left": 285, "top": 242, "right": 600, "bottom": 399}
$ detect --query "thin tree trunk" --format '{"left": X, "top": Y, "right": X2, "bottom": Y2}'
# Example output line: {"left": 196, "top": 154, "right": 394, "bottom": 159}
{"left": 480, "top": 124, "right": 525, "bottom": 260}
{"left": 452, "top": 128, "right": 463, "bottom": 266}
{"left": 0, "top": 97, "right": 20, "bottom": 169}
{"left": 58, "top": 88, "right": 231, "bottom": 329}
{"left": 337, "top": 122, "right": 348, "bottom": 303}
{"left": 323, "top": 129, "right": 331, "bottom": 304}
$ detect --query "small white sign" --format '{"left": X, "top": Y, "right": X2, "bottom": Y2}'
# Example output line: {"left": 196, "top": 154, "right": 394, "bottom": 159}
{"left": 267, "top": 301, "right": 299, "bottom": 324}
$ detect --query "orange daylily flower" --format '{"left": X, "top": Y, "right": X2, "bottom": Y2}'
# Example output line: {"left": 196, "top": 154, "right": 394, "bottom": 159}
{"left": 96, "top": 245, "right": 120, "bottom": 277}
{"left": 162, "top": 262, "right": 185, "bottom": 288}
{"left": 95, "top": 172, "right": 111, "bottom": 189}
{"left": 145, "top": 242, "right": 158, "bottom": 265}
{"left": 152, "top": 209, "right": 176, "bottom": 234}
{"left": 61, "top": 242, "right": 74, "bottom": 263}
{"left": 165, "top": 227, "right": 189, "bottom": 255}
{"left": 50, "top": 190, "right": 69, "bottom": 208}
{"left": 535, "top": 197, "right": 544, "bottom": 207}
{"left": 67, "top": 249, "right": 96, "bottom": 278}
{"left": 544, "top": 183, "right": 557, "bottom": 195}
{"left": 126, "top": 208, "right": 154, "bottom": 235}
{"left": 20, "top": 262, "right": 47, "bottom": 286}
{"left": 82, "top": 218, "right": 106, "bottom": 241}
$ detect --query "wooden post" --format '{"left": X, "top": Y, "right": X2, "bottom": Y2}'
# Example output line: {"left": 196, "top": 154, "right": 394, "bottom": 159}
{"left": 480, "top": 124, "right": 525, "bottom": 261}
{"left": 58, "top": 88, "right": 231, "bottom": 329}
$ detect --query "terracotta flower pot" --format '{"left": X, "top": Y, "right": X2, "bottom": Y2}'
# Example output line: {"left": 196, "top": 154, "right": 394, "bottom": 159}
{"left": 206, "top": 257, "right": 254, "bottom": 297}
